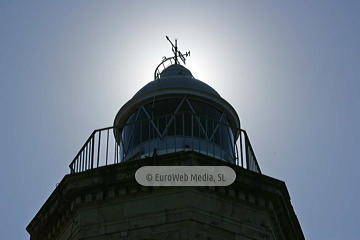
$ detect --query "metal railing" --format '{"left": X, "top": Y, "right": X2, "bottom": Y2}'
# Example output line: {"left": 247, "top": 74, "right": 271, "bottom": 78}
{"left": 69, "top": 112, "right": 261, "bottom": 174}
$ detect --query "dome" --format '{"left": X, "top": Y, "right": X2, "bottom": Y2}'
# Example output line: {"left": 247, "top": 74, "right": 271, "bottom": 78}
{"left": 133, "top": 65, "right": 220, "bottom": 98}
{"left": 114, "top": 64, "right": 240, "bottom": 130}
{"left": 113, "top": 63, "right": 241, "bottom": 164}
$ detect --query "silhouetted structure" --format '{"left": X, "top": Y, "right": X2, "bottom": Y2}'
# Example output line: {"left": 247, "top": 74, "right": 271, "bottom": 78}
{"left": 27, "top": 38, "right": 304, "bottom": 240}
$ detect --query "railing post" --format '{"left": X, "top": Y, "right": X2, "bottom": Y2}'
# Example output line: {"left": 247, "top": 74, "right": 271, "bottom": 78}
{"left": 97, "top": 131, "right": 101, "bottom": 168}
{"left": 114, "top": 134, "right": 117, "bottom": 163}
{"left": 220, "top": 121, "right": 222, "bottom": 161}
{"left": 106, "top": 129, "right": 109, "bottom": 165}
{"left": 165, "top": 116, "right": 168, "bottom": 154}
{"left": 244, "top": 133, "right": 250, "bottom": 170}
{"left": 81, "top": 150, "right": 83, "bottom": 172}
{"left": 182, "top": 112, "right": 185, "bottom": 152}
{"left": 91, "top": 135, "right": 94, "bottom": 169}
{"left": 174, "top": 114, "right": 176, "bottom": 153}
{"left": 84, "top": 145, "right": 87, "bottom": 171}
{"left": 240, "top": 130, "right": 244, "bottom": 168}
{"left": 191, "top": 113, "right": 194, "bottom": 152}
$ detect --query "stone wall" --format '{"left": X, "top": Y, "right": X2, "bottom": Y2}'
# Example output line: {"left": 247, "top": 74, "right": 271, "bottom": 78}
{"left": 27, "top": 151, "right": 304, "bottom": 240}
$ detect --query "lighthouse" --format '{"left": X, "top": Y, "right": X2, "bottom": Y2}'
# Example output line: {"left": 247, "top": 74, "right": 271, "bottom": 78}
{"left": 27, "top": 37, "right": 304, "bottom": 240}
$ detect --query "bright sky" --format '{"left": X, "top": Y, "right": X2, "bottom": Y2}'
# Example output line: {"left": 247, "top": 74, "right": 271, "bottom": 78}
{"left": 1, "top": 1, "right": 359, "bottom": 239}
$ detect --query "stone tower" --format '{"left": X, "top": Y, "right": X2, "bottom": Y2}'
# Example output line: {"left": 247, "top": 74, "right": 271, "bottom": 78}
{"left": 27, "top": 39, "right": 304, "bottom": 240}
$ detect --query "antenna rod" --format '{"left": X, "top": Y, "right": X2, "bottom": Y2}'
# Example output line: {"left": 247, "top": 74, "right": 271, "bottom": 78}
{"left": 166, "top": 36, "right": 178, "bottom": 64}
{"left": 166, "top": 36, "right": 173, "bottom": 46}
{"left": 175, "top": 39, "right": 178, "bottom": 64}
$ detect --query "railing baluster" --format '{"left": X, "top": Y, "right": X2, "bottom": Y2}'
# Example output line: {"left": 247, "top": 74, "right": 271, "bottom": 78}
{"left": 234, "top": 142, "right": 238, "bottom": 166}
{"left": 212, "top": 120, "right": 215, "bottom": 158}
{"left": 220, "top": 121, "right": 222, "bottom": 161}
{"left": 240, "top": 130, "right": 243, "bottom": 168}
{"left": 174, "top": 113, "right": 176, "bottom": 153}
{"left": 91, "top": 135, "right": 94, "bottom": 169}
{"left": 85, "top": 142, "right": 87, "bottom": 171}
{"left": 81, "top": 149, "right": 84, "bottom": 172}
{"left": 157, "top": 117, "right": 159, "bottom": 153}
{"left": 83, "top": 141, "right": 90, "bottom": 171}
{"left": 106, "top": 129, "right": 109, "bottom": 165}
{"left": 191, "top": 113, "right": 194, "bottom": 152}
{"left": 148, "top": 119, "right": 150, "bottom": 157}
{"left": 198, "top": 114, "right": 200, "bottom": 154}
{"left": 182, "top": 112, "right": 185, "bottom": 152}
{"left": 97, "top": 132, "right": 101, "bottom": 168}
{"left": 206, "top": 116, "right": 208, "bottom": 156}
{"left": 165, "top": 116, "right": 168, "bottom": 154}
{"left": 113, "top": 136, "right": 116, "bottom": 164}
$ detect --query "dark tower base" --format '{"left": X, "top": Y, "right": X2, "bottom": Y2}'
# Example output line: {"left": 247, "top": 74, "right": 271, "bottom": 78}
{"left": 27, "top": 152, "right": 304, "bottom": 240}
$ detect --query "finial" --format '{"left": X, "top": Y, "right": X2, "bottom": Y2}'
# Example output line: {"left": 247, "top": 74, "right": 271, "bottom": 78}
{"left": 154, "top": 36, "right": 190, "bottom": 80}
{"left": 166, "top": 36, "right": 190, "bottom": 65}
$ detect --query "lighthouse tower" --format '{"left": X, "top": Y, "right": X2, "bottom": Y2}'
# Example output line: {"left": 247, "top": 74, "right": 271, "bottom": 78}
{"left": 27, "top": 38, "right": 304, "bottom": 240}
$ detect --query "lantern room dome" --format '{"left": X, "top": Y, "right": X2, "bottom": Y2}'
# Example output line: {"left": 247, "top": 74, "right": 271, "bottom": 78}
{"left": 112, "top": 62, "right": 242, "bottom": 164}
{"left": 133, "top": 64, "right": 220, "bottom": 98}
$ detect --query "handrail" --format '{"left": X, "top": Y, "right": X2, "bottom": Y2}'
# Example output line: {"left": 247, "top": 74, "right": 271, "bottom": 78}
{"left": 69, "top": 112, "right": 261, "bottom": 174}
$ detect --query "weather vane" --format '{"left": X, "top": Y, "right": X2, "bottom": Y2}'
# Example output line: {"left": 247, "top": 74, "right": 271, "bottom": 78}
{"left": 154, "top": 36, "right": 190, "bottom": 80}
